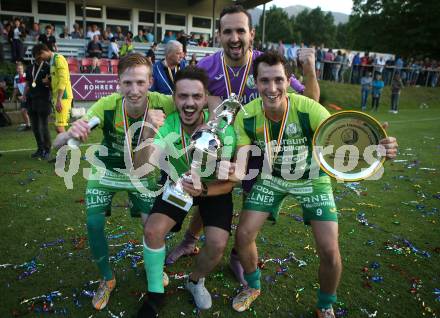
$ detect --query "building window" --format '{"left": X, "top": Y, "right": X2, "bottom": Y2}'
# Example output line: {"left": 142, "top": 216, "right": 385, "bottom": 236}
{"left": 165, "top": 14, "right": 185, "bottom": 26}
{"left": 75, "top": 5, "right": 102, "bottom": 18}
{"left": 192, "top": 16, "right": 211, "bottom": 29}
{"left": 1, "top": 0, "right": 32, "bottom": 12}
{"left": 38, "top": 1, "right": 66, "bottom": 15}
{"left": 106, "top": 7, "right": 131, "bottom": 20}
{"left": 139, "top": 11, "right": 161, "bottom": 24}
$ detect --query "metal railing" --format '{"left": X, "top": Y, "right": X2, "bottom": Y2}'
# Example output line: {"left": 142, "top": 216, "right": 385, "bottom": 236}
{"left": 0, "top": 37, "right": 219, "bottom": 64}
{"left": 312, "top": 60, "right": 440, "bottom": 87}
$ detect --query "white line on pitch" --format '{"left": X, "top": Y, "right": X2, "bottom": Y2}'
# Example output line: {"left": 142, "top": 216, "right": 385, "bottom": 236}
{"left": 0, "top": 143, "right": 98, "bottom": 153}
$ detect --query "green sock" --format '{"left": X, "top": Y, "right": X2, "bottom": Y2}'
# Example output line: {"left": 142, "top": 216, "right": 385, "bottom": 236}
{"left": 143, "top": 239, "right": 166, "bottom": 293}
{"left": 244, "top": 269, "right": 261, "bottom": 290}
{"left": 317, "top": 290, "right": 337, "bottom": 309}
{"left": 87, "top": 213, "right": 113, "bottom": 281}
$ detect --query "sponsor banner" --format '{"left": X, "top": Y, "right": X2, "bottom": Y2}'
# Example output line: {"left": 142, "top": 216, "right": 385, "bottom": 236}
{"left": 71, "top": 74, "right": 119, "bottom": 101}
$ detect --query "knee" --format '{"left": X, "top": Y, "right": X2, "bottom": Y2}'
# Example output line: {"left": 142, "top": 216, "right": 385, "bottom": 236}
{"left": 235, "top": 227, "right": 255, "bottom": 248}
{"left": 205, "top": 239, "right": 227, "bottom": 258}
{"left": 319, "top": 245, "right": 341, "bottom": 268}
{"left": 143, "top": 225, "right": 164, "bottom": 247}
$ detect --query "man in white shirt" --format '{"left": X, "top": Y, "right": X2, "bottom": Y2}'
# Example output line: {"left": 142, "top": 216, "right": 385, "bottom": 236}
{"left": 86, "top": 24, "right": 101, "bottom": 39}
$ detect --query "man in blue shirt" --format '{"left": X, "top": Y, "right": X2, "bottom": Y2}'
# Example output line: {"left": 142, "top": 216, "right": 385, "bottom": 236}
{"left": 151, "top": 40, "right": 185, "bottom": 95}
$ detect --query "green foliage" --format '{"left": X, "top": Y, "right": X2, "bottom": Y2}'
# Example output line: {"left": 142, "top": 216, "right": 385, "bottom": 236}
{"left": 295, "top": 8, "right": 337, "bottom": 47}
{"left": 348, "top": 0, "right": 440, "bottom": 57}
{"left": 255, "top": 6, "right": 293, "bottom": 43}
{"left": 0, "top": 61, "right": 17, "bottom": 81}
{"left": 256, "top": 2, "right": 438, "bottom": 57}
{"left": 256, "top": 6, "right": 342, "bottom": 48}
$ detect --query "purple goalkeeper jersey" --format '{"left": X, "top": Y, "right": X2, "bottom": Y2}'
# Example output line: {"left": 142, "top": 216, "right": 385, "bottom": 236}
{"left": 198, "top": 50, "right": 262, "bottom": 105}
{"left": 198, "top": 50, "right": 305, "bottom": 104}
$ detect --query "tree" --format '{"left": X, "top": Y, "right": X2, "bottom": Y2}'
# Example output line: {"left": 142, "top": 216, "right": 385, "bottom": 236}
{"left": 335, "top": 23, "right": 350, "bottom": 49}
{"left": 294, "top": 8, "right": 337, "bottom": 47}
{"left": 349, "top": 0, "right": 440, "bottom": 57}
{"left": 255, "top": 6, "right": 292, "bottom": 43}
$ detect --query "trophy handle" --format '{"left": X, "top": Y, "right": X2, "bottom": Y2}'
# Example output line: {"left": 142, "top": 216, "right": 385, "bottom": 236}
{"left": 213, "top": 93, "right": 248, "bottom": 121}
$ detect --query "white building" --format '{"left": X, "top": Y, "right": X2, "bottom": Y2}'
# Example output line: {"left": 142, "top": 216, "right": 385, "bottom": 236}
{"left": 0, "top": 0, "right": 268, "bottom": 42}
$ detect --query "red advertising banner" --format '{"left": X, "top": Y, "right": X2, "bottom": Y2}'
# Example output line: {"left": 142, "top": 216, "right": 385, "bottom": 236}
{"left": 71, "top": 74, "right": 119, "bottom": 101}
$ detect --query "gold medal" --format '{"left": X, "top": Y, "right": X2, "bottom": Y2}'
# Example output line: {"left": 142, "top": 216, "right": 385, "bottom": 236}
{"left": 32, "top": 82, "right": 36, "bottom": 88}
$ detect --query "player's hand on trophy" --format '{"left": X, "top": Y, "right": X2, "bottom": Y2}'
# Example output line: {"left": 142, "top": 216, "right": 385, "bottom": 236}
{"left": 146, "top": 109, "right": 166, "bottom": 129}
{"left": 379, "top": 122, "right": 398, "bottom": 160}
{"left": 181, "top": 172, "right": 203, "bottom": 197}
{"left": 68, "top": 119, "right": 91, "bottom": 142}
{"left": 298, "top": 48, "right": 316, "bottom": 73}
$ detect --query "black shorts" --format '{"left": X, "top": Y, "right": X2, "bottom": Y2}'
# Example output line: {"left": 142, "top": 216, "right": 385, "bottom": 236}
{"left": 241, "top": 154, "right": 264, "bottom": 194}
{"left": 150, "top": 192, "right": 233, "bottom": 233}
{"left": 20, "top": 100, "right": 29, "bottom": 110}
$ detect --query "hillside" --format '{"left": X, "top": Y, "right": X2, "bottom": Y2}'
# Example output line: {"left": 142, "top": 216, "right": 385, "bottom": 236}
{"left": 249, "top": 5, "right": 350, "bottom": 26}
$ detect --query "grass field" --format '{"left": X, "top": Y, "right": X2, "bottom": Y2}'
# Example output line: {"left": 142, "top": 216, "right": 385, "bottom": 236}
{"left": 0, "top": 82, "right": 439, "bottom": 318}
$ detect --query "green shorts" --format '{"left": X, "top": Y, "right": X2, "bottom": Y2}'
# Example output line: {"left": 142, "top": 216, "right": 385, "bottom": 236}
{"left": 85, "top": 167, "right": 159, "bottom": 218}
{"left": 243, "top": 174, "right": 338, "bottom": 224}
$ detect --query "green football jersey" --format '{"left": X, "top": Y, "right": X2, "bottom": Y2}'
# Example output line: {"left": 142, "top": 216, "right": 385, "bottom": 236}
{"left": 154, "top": 110, "right": 237, "bottom": 182}
{"left": 234, "top": 93, "right": 330, "bottom": 180}
{"left": 84, "top": 92, "right": 175, "bottom": 171}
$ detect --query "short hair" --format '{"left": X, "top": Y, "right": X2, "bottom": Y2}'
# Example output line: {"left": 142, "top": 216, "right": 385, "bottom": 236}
{"left": 16, "top": 61, "right": 24, "bottom": 68}
{"left": 174, "top": 66, "right": 209, "bottom": 92}
{"left": 45, "top": 24, "right": 52, "bottom": 30}
{"left": 32, "top": 43, "right": 50, "bottom": 57}
{"left": 253, "top": 51, "right": 289, "bottom": 80}
{"left": 165, "top": 40, "right": 183, "bottom": 56}
{"left": 118, "top": 53, "right": 152, "bottom": 77}
{"left": 219, "top": 5, "right": 253, "bottom": 31}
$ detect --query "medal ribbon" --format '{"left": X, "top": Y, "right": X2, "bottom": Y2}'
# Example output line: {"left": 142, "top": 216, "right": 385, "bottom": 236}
{"left": 179, "top": 112, "right": 205, "bottom": 166}
{"left": 122, "top": 97, "right": 149, "bottom": 168}
{"left": 32, "top": 62, "right": 44, "bottom": 86}
{"left": 166, "top": 65, "right": 179, "bottom": 84}
{"left": 180, "top": 125, "right": 190, "bottom": 165}
{"left": 221, "top": 50, "right": 253, "bottom": 101}
{"left": 263, "top": 97, "right": 290, "bottom": 168}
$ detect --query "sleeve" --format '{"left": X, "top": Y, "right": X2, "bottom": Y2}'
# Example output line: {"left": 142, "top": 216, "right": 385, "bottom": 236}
{"left": 153, "top": 121, "right": 170, "bottom": 150}
{"left": 307, "top": 99, "right": 331, "bottom": 131}
{"left": 290, "top": 75, "right": 305, "bottom": 94}
{"left": 83, "top": 96, "right": 108, "bottom": 128}
{"left": 149, "top": 92, "right": 175, "bottom": 115}
{"left": 233, "top": 111, "right": 252, "bottom": 146}
{"left": 55, "top": 56, "right": 69, "bottom": 92}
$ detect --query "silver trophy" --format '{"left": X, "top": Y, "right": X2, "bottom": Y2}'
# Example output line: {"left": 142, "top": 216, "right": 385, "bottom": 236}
{"left": 162, "top": 93, "right": 246, "bottom": 211}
